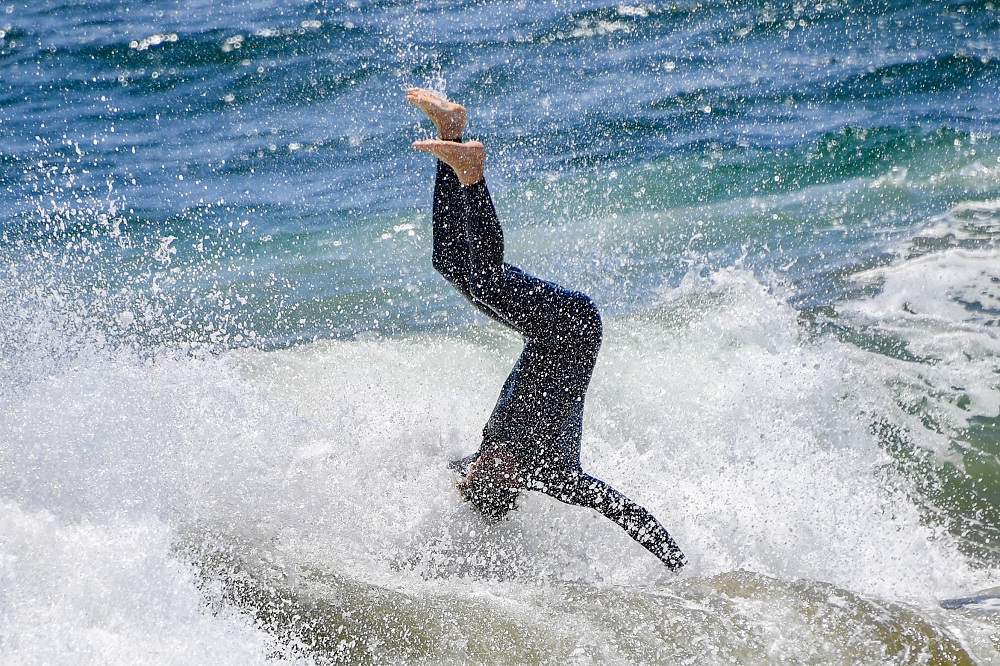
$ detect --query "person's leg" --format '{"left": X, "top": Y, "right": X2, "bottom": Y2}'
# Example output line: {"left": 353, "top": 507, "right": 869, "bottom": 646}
{"left": 409, "top": 104, "right": 601, "bottom": 348}
{"left": 412, "top": 147, "right": 602, "bottom": 347}
{"left": 407, "top": 89, "right": 472, "bottom": 289}
{"left": 414, "top": 136, "right": 603, "bottom": 499}
{"left": 433, "top": 159, "right": 510, "bottom": 325}
{"left": 432, "top": 159, "right": 470, "bottom": 289}
{"left": 461, "top": 178, "right": 602, "bottom": 348}
{"left": 533, "top": 472, "right": 686, "bottom": 571}
{"left": 432, "top": 165, "right": 508, "bottom": 328}
{"left": 413, "top": 142, "right": 601, "bottom": 376}
{"left": 454, "top": 171, "right": 602, "bottom": 474}
{"left": 407, "top": 89, "right": 509, "bottom": 324}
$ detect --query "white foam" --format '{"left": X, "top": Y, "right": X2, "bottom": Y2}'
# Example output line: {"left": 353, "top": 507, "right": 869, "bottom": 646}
{"left": 592, "top": 268, "right": 980, "bottom": 598}
{"left": 0, "top": 501, "right": 306, "bottom": 665}
{"left": 2, "top": 267, "right": 997, "bottom": 661}
{"left": 839, "top": 200, "right": 1000, "bottom": 439}
{"left": 914, "top": 199, "right": 1000, "bottom": 242}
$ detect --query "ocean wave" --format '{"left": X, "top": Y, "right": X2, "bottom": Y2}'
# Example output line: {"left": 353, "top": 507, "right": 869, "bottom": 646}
{"left": 2, "top": 265, "right": 998, "bottom": 662}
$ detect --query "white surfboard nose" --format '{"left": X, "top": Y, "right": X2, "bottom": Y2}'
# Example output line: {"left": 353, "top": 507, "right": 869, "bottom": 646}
{"left": 940, "top": 587, "right": 1000, "bottom": 610}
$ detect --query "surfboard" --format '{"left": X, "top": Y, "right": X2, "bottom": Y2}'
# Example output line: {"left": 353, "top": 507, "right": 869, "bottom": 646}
{"left": 940, "top": 587, "right": 1000, "bottom": 610}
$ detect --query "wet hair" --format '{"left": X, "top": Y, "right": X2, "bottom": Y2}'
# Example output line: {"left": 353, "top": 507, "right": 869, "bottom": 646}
{"left": 456, "top": 445, "right": 522, "bottom": 522}
{"left": 457, "top": 474, "right": 520, "bottom": 522}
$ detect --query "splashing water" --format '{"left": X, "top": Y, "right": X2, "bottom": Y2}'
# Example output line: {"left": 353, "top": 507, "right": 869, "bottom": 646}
{"left": 2, "top": 0, "right": 1000, "bottom": 663}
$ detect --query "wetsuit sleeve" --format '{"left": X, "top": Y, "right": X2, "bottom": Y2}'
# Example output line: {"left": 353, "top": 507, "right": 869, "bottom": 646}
{"left": 537, "top": 472, "right": 686, "bottom": 571}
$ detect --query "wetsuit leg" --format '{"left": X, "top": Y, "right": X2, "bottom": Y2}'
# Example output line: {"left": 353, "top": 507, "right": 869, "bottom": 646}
{"left": 461, "top": 181, "right": 600, "bottom": 346}
{"left": 435, "top": 173, "right": 600, "bottom": 349}
{"left": 431, "top": 159, "right": 472, "bottom": 293}
{"left": 432, "top": 160, "right": 506, "bottom": 325}
{"left": 530, "top": 472, "right": 687, "bottom": 571}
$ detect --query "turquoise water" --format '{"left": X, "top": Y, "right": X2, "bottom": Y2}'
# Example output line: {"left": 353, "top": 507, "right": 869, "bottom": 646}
{"left": 2, "top": 1, "right": 1000, "bottom": 663}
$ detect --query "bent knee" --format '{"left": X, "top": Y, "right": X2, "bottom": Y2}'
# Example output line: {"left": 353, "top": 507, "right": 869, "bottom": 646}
{"left": 573, "top": 294, "right": 602, "bottom": 350}
{"left": 432, "top": 254, "right": 459, "bottom": 281}
{"left": 468, "top": 269, "right": 501, "bottom": 306}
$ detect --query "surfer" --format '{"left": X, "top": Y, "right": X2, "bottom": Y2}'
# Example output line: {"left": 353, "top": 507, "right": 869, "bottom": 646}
{"left": 407, "top": 88, "right": 686, "bottom": 571}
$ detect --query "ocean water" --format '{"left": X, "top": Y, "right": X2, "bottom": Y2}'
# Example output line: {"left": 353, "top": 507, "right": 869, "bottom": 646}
{"left": 2, "top": 0, "right": 1000, "bottom": 663}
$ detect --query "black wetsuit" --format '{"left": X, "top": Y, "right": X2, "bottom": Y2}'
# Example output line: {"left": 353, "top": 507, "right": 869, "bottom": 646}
{"left": 432, "top": 158, "right": 685, "bottom": 571}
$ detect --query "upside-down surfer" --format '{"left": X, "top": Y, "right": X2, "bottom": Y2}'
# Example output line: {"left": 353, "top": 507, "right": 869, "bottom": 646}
{"left": 407, "top": 88, "right": 685, "bottom": 571}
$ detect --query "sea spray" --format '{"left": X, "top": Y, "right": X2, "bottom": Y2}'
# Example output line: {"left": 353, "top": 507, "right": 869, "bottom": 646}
{"left": 3, "top": 0, "right": 1000, "bottom": 662}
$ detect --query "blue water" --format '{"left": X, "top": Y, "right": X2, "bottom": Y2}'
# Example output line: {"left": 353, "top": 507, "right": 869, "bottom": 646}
{"left": 2, "top": 1, "right": 1000, "bottom": 663}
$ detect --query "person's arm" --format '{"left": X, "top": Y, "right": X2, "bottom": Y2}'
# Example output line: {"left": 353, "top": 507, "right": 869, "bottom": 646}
{"left": 538, "top": 472, "right": 686, "bottom": 571}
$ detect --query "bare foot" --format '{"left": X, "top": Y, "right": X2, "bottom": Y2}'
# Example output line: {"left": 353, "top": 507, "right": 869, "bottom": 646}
{"left": 412, "top": 139, "right": 485, "bottom": 186}
{"left": 405, "top": 87, "right": 466, "bottom": 141}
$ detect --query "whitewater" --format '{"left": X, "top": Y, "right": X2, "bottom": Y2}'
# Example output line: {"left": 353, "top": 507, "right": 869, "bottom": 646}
{"left": 3, "top": 0, "right": 1000, "bottom": 663}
